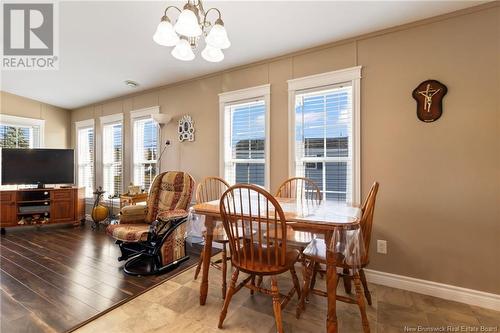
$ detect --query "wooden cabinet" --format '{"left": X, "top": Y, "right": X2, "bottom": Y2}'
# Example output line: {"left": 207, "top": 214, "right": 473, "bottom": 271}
{"left": 0, "top": 187, "right": 85, "bottom": 229}
{"left": 51, "top": 190, "right": 75, "bottom": 222}
{"left": 0, "top": 192, "right": 17, "bottom": 227}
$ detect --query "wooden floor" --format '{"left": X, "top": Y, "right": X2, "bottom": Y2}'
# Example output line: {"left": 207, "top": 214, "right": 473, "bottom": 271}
{"left": 0, "top": 223, "right": 202, "bottom": 333}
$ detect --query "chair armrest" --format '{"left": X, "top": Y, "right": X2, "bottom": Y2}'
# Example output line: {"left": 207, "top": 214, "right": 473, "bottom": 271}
{"left": 119, "top": 204, "right": 148, "bottom": 224}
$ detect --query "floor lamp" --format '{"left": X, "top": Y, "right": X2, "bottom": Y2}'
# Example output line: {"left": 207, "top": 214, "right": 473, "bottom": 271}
{"left": 151, "top": 113, "right": 172, "bottom": 173}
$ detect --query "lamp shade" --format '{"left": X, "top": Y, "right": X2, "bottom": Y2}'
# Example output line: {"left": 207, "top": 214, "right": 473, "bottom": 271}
{"left": 201, "top": 44, "right": 224, "bottom": 63}
{"left": 153, "top": 19, "right": 179, "bottom": 47}
{"left": 151, "top": 113, "right": 172, "bottom": 125}
{"left": 171, "top": 39, "right": 195, "bottom": 61}
{"left": 205, "top": 22, "right": 230, "bottom": 49}
{"left": 174, "top": 7, "right": 202, "bottom": 37}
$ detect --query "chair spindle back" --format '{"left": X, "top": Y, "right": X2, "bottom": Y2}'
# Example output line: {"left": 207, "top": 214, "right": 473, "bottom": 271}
{"left": 196, "top": 177, "right": 230, "bottom": 204}
{"left": 360, "top": 182, "right": 379, "bottom": 264}
{"left": 276, "top": 177, "right": 322, "bottom": 204}
{"left": 220, "top": 184, "right": 288, "bottom": 268}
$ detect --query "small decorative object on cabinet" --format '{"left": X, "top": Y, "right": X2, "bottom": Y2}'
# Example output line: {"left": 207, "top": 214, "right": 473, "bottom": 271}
{"left": 412, "top": 79, "right": 447, "bottom": 122}
{"left": 128, "top": 182, "right": 141, "bottom": 195}
{"left": 178, "top": 115, "right": 195, "bottom": 142}
{"left": 91, "top": 187, "right": 109, "bottom": 230}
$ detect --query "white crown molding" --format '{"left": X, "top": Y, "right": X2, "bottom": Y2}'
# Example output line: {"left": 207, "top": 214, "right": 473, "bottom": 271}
{"left": 219, "top": 84, "right": 271, "bottom": 104}
{"left": 364, "top": 269, "right": 500, "bottom": 311}
{"left": 287, "top": 66, "right": 362, "bottom": 92}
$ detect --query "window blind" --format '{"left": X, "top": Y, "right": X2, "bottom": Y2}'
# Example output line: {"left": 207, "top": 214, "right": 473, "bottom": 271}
{"left": 0, "top": 124, "right": 40, "bottom": 148}
{"left": 102, "top": 122, "right": 122, "bottom": 197}
{"left": 77, "top": 127, "right": 94, "bottom": 198}
{"left": 294, "top": 84, "right": 352, "bottom": 202}
{"left": 224, "top": 100, "right": 266, "bottom": 186}
{"left": 133, "top": 117, "right": 158, "bottom": 191}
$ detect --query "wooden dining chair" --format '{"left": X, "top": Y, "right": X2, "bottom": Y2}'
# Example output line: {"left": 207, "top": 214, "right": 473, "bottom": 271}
{"left": 266, "top": 177, "right": 322, "bottom": 247}
{"left": 296, "top": 182, "right": 379, "bottom": 333}
{"left": 276, "top": 177, "right": 322, "bottom": 203}
{"left": 193, "top": 176, "right": 231, "bottom": 299}
{"left": 218, "top": 184, "right": 302, "bottom": 333}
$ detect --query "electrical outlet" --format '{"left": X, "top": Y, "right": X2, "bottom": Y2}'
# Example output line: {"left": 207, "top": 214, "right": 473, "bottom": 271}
{"left": 377, "top": 240, "right": 387, "bottom": 254}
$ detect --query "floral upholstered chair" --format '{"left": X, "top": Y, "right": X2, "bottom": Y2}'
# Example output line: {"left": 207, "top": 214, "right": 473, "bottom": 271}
{"left": 106, "top": 171, "right": 195, "bottom": 275}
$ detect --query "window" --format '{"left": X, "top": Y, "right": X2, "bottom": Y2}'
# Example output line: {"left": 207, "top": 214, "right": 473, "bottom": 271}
{"left": 219, "top": 85, "right": 270, "bottom": 188}
{"left": 102, "top": 118, "right": 123, "bottom": 197}
{"left": 0, "top": 115, "right": 43, "bottom": 148}
{"left": 132, "top": 111, "right": 159, "bottom": 191}
{"left": 75, "top": 120, "right": 95, "bottom": 198}
{"left": 288, "top": 67, "right": 361, "bottom": 204}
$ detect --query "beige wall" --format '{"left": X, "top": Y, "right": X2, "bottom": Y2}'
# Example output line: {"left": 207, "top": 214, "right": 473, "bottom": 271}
{"left": 1, "top": 91, "right": 71, "bottom": 148}
{"left": 71, "top": 5, "right": 500, "bottom": 294}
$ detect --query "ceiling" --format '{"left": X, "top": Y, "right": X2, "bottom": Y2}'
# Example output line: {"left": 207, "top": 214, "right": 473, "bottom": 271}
{"left": 1, "top": 1, "right": 486, "bottom": 109}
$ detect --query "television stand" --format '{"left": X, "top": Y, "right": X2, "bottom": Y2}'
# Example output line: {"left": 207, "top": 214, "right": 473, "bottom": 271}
{"left": 0, "top": 187, "right": 86, "bottom": 229}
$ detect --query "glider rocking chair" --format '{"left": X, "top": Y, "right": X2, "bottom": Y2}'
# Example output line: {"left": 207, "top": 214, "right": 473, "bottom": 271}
{"left": 106, "top": 171, "right": 195, "bottom": 276}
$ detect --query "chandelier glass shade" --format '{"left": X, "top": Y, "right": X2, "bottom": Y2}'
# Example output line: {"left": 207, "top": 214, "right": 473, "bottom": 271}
{"left": 171, "top": 38, "right": 195, "bottom": 61}
{"left": 154, "top": 1, "right": 230, "bottom": 62}
{"left": 153, "top": 18, "right": 179, "bottom": 46}
{"left": 201, "top": 44, "right": 224, "bottom": 62}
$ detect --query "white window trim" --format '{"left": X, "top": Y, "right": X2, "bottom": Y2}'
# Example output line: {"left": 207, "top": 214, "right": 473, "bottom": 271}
{"left": 130, "top": 106, "right": 160, "bottom": 119}
{"left": 287, "top": 66, "right": 362, "bottom": 205}
{"left": 75, "top": 119, "right": 95, "bottom": 199}
{"left": 130, "top": 106, "right": 160, "bottom": 189}
{"left": 0, "top": 114, "right": 45, "bottom": 147}
{"left": 100, "top": 113, "right": 124, "bottom": 196}
{"left": 219, "top": 84, "right": 271, "bottom": 189}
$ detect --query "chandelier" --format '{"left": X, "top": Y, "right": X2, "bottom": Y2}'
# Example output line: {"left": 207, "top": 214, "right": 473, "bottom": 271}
{"left": 153, "top": 0, "right": 231, "bottom": 62}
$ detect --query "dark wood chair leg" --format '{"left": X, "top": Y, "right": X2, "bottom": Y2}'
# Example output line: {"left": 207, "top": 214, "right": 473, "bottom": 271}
{"left": 359, "top": 268, "right": 372, "bottom": 305}
{"left": 218, "top": 268, "right": 239, "bottom": 329}
{"left": 310, "top": 262, "right": 319, "bottom": 290}
{"left": 194, "top": 246, "right": 204, "bottom": 280}
{"left": 271, "top": 276, "right": 284, "bottom": 333}
{"left": 256, "top": 275, "right": 263, "bottom": 288}
{"left": 290, "top": 266, "right": 301, "bottom": 300}
{"left": 353, "top": 272, "right": 370, "bottom": 333}
{"left": 221, "top": 243, "right": 227, "bottom": 299}
{"left": 296, "top": 259, "right": 314, "bottom": 319}
{"left": 250, "top": 275, "right": 256, "bottom": 295}
{"left": 343, "top": 267, "right": 352, "bottom": 294}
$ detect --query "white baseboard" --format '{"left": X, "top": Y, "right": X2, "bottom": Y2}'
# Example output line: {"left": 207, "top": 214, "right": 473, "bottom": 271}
{"left": 364, "top": 269, "right": 500, "bottom": 312}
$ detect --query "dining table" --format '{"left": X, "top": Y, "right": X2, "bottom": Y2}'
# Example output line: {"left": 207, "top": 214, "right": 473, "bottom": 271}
{"left": 191, "top": 196, "right": 362, "bottom": 333}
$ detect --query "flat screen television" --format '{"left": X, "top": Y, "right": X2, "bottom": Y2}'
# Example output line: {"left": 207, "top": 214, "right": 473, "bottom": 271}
{"left": 1, "top": 148, "right": 75, "bottom": 187}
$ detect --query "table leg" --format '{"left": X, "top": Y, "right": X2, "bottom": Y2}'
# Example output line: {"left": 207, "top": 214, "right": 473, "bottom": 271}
{"left": 200, "top": 215, "right": 215, "bottom": 305}
{"left": 325, "top": 230, "right": 338, "bottom": 333}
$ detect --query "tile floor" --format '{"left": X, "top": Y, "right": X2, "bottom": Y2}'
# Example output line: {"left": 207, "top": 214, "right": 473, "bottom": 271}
{"left": 75, "top": 256, "right": 500, "bottom": 333}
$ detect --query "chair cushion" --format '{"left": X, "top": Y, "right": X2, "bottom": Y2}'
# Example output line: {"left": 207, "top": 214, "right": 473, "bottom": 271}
{"left": 156, "top": 209, "right": 188, "bottom": 222}
{"left": 106, "top": 224, "right": 150, "bottom": 242}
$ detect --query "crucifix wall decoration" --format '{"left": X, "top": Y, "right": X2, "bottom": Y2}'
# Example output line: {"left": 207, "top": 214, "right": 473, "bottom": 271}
{"left": 412, "top": 80, "right": 448, "bottom": 122}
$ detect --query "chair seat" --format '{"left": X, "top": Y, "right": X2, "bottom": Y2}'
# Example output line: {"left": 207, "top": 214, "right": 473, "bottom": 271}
{"left": 106, "top": 223, "right": 150, "bottom": 242}
{"left": 234, "top": 244, "right": 300, "bottom": 275}
{"left": 265, "top": 226, "right": 314, "bottom": 246}
{"left": 302, "top": 238, "right": 349, "bottom": 265}
{"left": 203, "top": 223, "right": 257, "bottom": 243}
{"left": 203, "top": 224, "right": 230, "bottom": 243}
